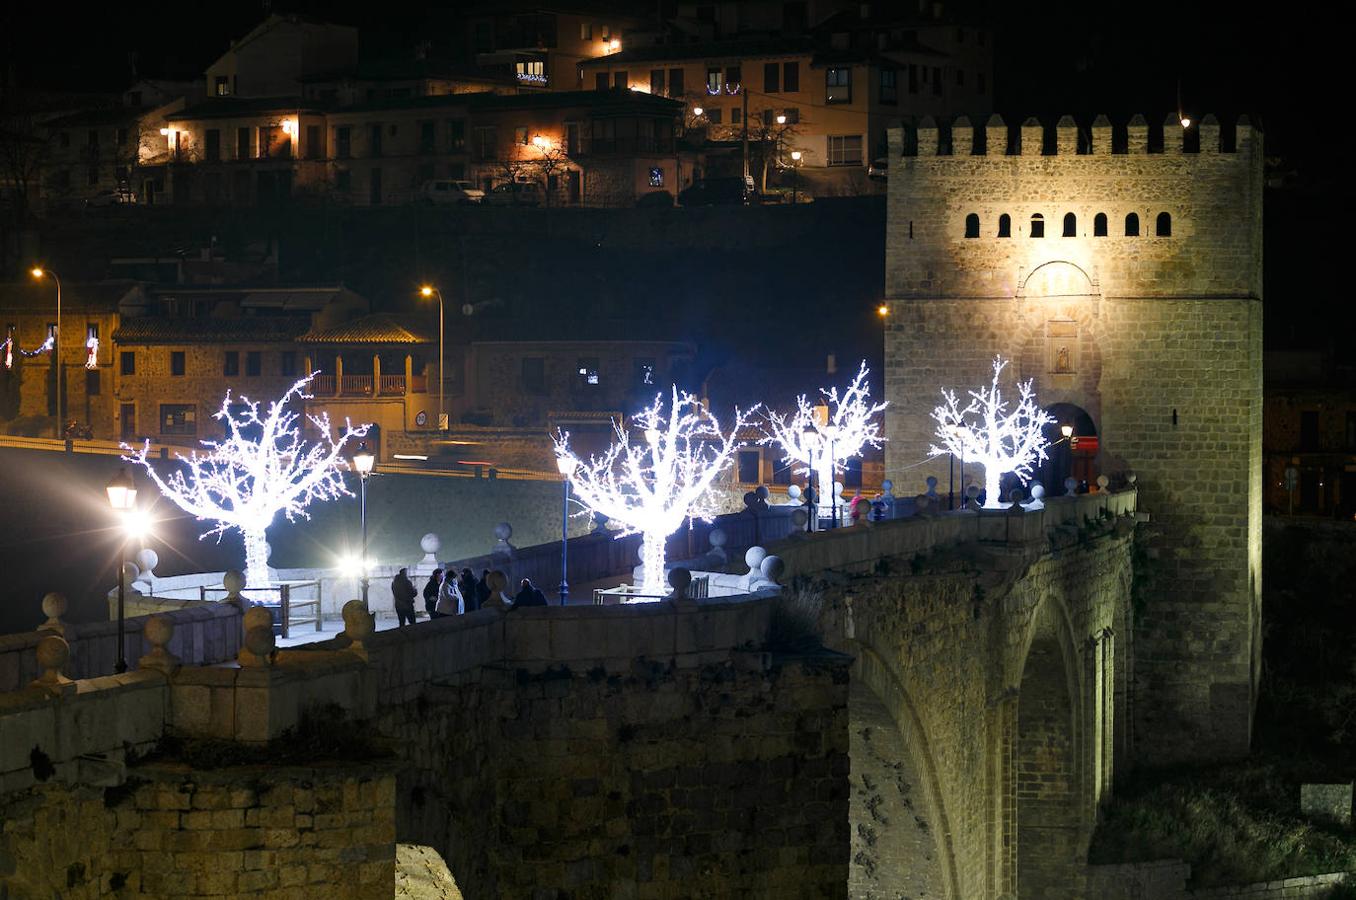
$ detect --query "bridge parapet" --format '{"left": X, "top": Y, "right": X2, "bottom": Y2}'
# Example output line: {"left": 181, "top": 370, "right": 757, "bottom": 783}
{"left": 774, "top": 488, "right": 1137, "bottom": 576}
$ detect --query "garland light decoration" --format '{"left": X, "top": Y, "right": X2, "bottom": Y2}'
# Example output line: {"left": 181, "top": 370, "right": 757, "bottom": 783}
{"left": 760, "top": 361, "right": 888, "bottom": 518}
{"left": 554, "top": 387, "right": 753, "bottom": 596}
{"left": 124, "top": 374, "right": 369, "bottom": 589}
{"left": 929, "top": 356, "right": 1054, "bottom": 509}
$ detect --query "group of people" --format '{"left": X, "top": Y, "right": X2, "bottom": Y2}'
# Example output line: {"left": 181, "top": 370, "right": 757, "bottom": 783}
{"left": 388, "top": 567, "right": 550, "bottom": 626}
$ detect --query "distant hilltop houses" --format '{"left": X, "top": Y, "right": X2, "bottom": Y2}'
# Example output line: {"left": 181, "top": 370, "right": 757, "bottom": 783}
{"left": 0, "top": 2, "right": 994, "bottom": 211}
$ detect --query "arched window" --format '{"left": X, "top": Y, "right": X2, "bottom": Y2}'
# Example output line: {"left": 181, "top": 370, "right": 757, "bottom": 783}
{"left": 1124, "top": 212, "right": 1140, "bottom": 237}
{"left": 1063, "top": 212, "right": 1076, "bottom": 237}
{"left": 1155, "top": 211, "right": 1172, "bottom": 236}
{"left": 1093, "top": 213, "right": 1108, "bottom": 236}
{"left": 965, "top": 213, "right": 980, "bottom": 238}
{"left": 997, "top": 213, "right": 1011, "bottom": 238}
{"left": 1030, "top": 213, "right": 1044, "bottom": 238}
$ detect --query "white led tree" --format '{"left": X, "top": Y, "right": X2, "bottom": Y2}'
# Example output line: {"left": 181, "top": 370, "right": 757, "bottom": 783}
{"left": 760, "top": 361, "right": 888, "bottom": 517}
{"left": 554, "top": 387, "right": 752, "bottom": 595}
{"left": 929, "top": 357, "right": 1054, "bottom": 509}
{"left": 125, "top": 375, "right": 369, "bottom": 588}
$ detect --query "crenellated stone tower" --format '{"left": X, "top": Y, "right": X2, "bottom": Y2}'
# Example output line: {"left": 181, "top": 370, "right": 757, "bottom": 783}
{"left": 883, "top": 113, "right": 1263, "bottom": 764}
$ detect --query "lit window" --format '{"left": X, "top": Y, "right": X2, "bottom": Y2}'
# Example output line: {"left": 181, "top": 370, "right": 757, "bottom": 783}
{"left": 707, "top": 68, "right": 722, "bottom": 94}
{"left": 827, "top": 134, "right": 862, "bottom": 166}
{"left": 826, "top": 67, "right": 852, "bottom": 104}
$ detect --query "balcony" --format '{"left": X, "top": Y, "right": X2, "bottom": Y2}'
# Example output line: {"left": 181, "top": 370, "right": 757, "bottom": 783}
{"left": 311, "top": 373, "right": 427, "bottom": 397}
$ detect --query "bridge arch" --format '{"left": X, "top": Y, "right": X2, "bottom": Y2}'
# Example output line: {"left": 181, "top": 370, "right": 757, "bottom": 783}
{"left": 851, "top": 644, "right": 960, "bottom": 900}
{"left": 1013, "top": 593, "right": 1085, "bottom": 899}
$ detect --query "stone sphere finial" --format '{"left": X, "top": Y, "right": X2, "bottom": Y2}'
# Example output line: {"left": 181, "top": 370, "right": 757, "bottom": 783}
{"left": 420, "top": 533, "right": 441, "bottom": 555}
{"left": 223, "top": 571, "right": 245, "bottom": 601}
{"left": 1030, "top": 483, "right": 1046, "bottom": 501}
{"left": 790, "top": 508, "right": 809, "bottom": 529}
{"left": 881, "top": 479, "right": 894, "bottom": 494}
{"left": 33, "top": 634, "right": 74, "bottom": 692}
{"left": 755, "top": 485, "right": 770, "bottom": 502}
{"left": 925, "top": 476, "right": 939, "bottom": 495}
{"left": 239, "top": 606, "right": 276, "bottom": 666}
{"left": 482, "top": 571, "right": 511, "bottom": 611}
{"left": 1097, "top": 474, "right": 1110, "bottom": 491}
{"left": 668, "top": 566, "right": 692, "bottom": 599}
{"left": 786, "top": 484, "right": 802, "bottom": 502}
{"left": 135, "top": 548, "right": 159, "bottom": 579}
{"left": 1009, "top": 487, "right": 1024, "bottom": 504}
{"left": 1126, "top": 471, "right": 1138, "bottom": 486}
{"left": 1064, "top": 477, "right": 1079, "bottom": 497}
{"left": 760, "top": 555, "right": 785, "bottom": 585}
{"left": 709, "top": 527, "right": 727, "bottom": 549}
{"left": 121, "top": 561, "right": 141, "bottom": 591}
{"left": 494, "top": 522, "right": 512, "bottom": 542}
{"left": 341, "top": 599, "right": 375, "bottom": 659}
{"left": 139, "top": 614, "right": 181, "bottom": 674}
{"left": 40, "top": 592, "right": 68, "bottom": 634}
{"left": 745, "top": 546, "right": 767, "bottom": 570}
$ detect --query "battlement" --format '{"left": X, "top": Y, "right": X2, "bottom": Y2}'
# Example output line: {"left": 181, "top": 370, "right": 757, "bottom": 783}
{"left": 889, "top": 113, "right": 1258, "bottom": 158}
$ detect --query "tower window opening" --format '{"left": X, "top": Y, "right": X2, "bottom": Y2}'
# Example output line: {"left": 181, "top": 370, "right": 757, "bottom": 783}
{"left": 1030, "top": 213, "right": 1045, "bottom": 238}
{"left": 997, "top": 213, "right": 1011, "bottom": 238}
{"left": 1094, "top": 213, "right": 1108, "bottom": 236}
{"left": 1125, "top": 212, "right": 1140, "bottom": 236}
{"left": 1156, "top": 211, "right": 1172, "bottom": 236}
{"left": 1063, "top": 212, "right": 1076, "bottom": 237}
{"left": 965, "top": 213, "right": 980, "bottom": 238}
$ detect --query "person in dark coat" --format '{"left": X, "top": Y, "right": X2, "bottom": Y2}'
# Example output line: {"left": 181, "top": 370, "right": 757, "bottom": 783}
{"left": 391, "top": 568, "right": 419, "bottom": 626}
{"left": 423, "top": 569, "right": 444, "bottom": 618}
{"left": 458, "top": 568, "right": 479, "bottom": 612}
{"left": 477, "top": 569, "right": 492, "bottom": 608}
{"left": 513, "top": 578, "right": 548, "bottom": 608}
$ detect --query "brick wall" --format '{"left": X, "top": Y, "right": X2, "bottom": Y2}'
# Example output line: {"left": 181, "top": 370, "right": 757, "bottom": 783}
{"left": 883, "top": 115, "right": 1263, "bottom": 764}
{"left": 0, "top": 764, "right": 395, "bottom": 899}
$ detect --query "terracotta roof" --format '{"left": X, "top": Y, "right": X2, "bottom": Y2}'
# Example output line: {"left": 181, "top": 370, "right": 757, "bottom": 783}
{"left": 297, "top": 314, "right": 433, "bottom": 345}
{"left": 582, "top": 37, "right": 815, "bottom": 66}
{"left": 166, "top": 97, "right": 323, "bottom": 121}
{"left": 112, "top": 316, "right": 311, "bottom": 344}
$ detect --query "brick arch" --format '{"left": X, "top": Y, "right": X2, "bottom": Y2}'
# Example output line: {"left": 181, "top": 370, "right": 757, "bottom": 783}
{"left": 1012, "top": 594, "right": 1086, "bottom": 899}
{"left": 851, "top": 645, "right": 961, "bottom": 900}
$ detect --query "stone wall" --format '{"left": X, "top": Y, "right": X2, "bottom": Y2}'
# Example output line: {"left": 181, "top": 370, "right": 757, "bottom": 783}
{"left": 1087, "top": 861, "right": 1353, "bottom": 900}
{"left": 0, "top": 763, "right": 395, "bottom": 900}
{"left": 381, "top": 652, "right": 850, "bottom": 899}
{"left": 883, "top": 114, "right": 1263, "bottom": 764}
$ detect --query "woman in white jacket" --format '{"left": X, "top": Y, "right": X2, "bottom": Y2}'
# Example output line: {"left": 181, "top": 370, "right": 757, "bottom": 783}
{"left": 436, "top": 571, "right": 464, "bottom": 616}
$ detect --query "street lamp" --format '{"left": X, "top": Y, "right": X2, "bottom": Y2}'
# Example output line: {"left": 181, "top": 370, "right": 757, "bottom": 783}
{"left": 30, "top": 267, "right": 62, "bottom": 439}
{"left": 1061, "top": 423, "right": 1074, "bottom": 440}
{"left": 106, "top": 468, "right": 138, "bottom": 673}
{"left": 776, "top": 114, "right": 786, "bottom": 125}
{"left": 419, "top": 285, "right": 446, "bottom": 430}
{"left": 353, "top": 442, "right": 376, "bottom": 609}
{"left": 822, "top": 423, "right": 839, "bottom": 528}
{"left": 692, "top": 106, "right": 704, "bottom": 117}
{"left": 556, "top": 455, "right": 577, "bottom": 604}
{"left": 789, "top": 150, "right": 802, "bottom": 204}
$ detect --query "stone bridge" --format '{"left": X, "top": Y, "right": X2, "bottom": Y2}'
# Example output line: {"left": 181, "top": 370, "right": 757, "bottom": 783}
{"left": 0, "top": 488, "right": 1138, "bottom": 899}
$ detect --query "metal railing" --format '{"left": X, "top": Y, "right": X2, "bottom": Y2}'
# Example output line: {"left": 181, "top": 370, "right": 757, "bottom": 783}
{"left": 378, "top": 374, "right": 406, "bottom": 395}
{"left": 199, "top": 581, "right": 322, "bottom": 638}
{"left": 592, "top": 575, "right": 709, "bottom": 605}
{"left": 341, "top": 374, "right": 373, "bottom": 395}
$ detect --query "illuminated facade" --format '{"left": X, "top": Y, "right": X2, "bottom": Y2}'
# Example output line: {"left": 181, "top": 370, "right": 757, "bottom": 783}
{"left": 883, "top": 113, "right": 1264, "bottom": 763}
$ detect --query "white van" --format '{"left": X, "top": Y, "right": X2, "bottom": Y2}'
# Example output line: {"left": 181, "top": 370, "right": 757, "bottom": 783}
{"left": 419, "top": 180, "right": 485, "bottom": 205}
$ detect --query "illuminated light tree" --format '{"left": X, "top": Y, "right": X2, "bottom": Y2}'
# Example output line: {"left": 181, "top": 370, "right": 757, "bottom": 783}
{"left": 125, "top": 375, "right": 369, "bottom": 588}
{"left": 760, "top": 361, "right": 888, "bottom": 518}
{"left": 929, "top": 357, "right": 1054, "bottom": 509}
{"left": 554, "top": 387, "right": 752, "bottom": 596}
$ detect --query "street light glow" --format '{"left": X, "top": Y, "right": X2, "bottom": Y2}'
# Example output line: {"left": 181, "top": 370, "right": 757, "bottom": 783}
{"left": 877, "top": 304, "right": 889, "bottom": 317}
{"left": 30, "top": 267, "right": 44, "bottom": 279}
{"left": 693, "top": 106, "right": 703, "bottom": 117}
{"left": 776, "top": 114, "right": 786, "bottom": 125}
{"left": 420, "top": 285, "right": 434, "bottom": 297}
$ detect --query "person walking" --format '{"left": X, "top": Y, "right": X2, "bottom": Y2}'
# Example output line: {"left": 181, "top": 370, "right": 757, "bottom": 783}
{"left": 391, "top": 568, "right": 419, "bottom": 626}
{"left": 458, "top": 568, "right": 479, "bottom": 613}
{"left": 513, "top": 578, "right": 548, "bottom": 608}
{"left": 437, "top": 566, "right": 465, "bottom": 616}
{"left": 423, "top": 569, "right": 444, "bottom": 619}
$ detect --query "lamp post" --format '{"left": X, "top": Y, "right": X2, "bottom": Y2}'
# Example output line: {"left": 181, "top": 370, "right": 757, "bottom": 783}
{"left": 419, "top": 285, "right": 446, "bottom": 430}
{"left": 802, "top": 427, "right": 817, "bottom": 532}
{"left": 556, "top": 456, "right": 577, "bottom": 604}
{"left": 790, "top": 150, "right": 801, "bottom": 204}
{"left": 106, "top": 468, "right": 138, "bottom": 673}
{"left": 353, "top": 442, "right": 376, "bottom": 608}
{"left": 823, "top": 424, "right": 839, "bottom": 527}
{"left": 30, "top": 267, "right": 61, "bottom": 438}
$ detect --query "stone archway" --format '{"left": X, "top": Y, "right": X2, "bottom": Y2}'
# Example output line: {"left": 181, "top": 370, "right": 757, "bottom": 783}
{"left": 1036, "top": 402, "right": 1098, "bottom": 496}
{"left": 1016, "top": 598, "right": 1083, "bottom": 900}
{"left": 850, "top": 647, "right": 960, "bottom": 900}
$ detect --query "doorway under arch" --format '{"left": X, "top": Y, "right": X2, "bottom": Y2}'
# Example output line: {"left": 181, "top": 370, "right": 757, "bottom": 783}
{"left": 1016, "top": 599, "right": 1082, "bottom": 899}
{"left": 1036, "top": 403, "right": 1097, "bottom": 496}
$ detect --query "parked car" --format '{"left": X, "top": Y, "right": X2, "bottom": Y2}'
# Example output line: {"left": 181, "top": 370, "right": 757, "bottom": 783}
{"left": 419, "top": 179, "right": 485, "bottom": 205}
{"left": 677, "top": 177, "right": 757, "bottom": 207}
{"left": 484, "top": 181, "right": 543, "bottom": 207}
{"left": 85, "top": 188, "right": 137, "bottom": 207}
{"left": 867, "top": 157, "right": 889, "bottom": 181}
